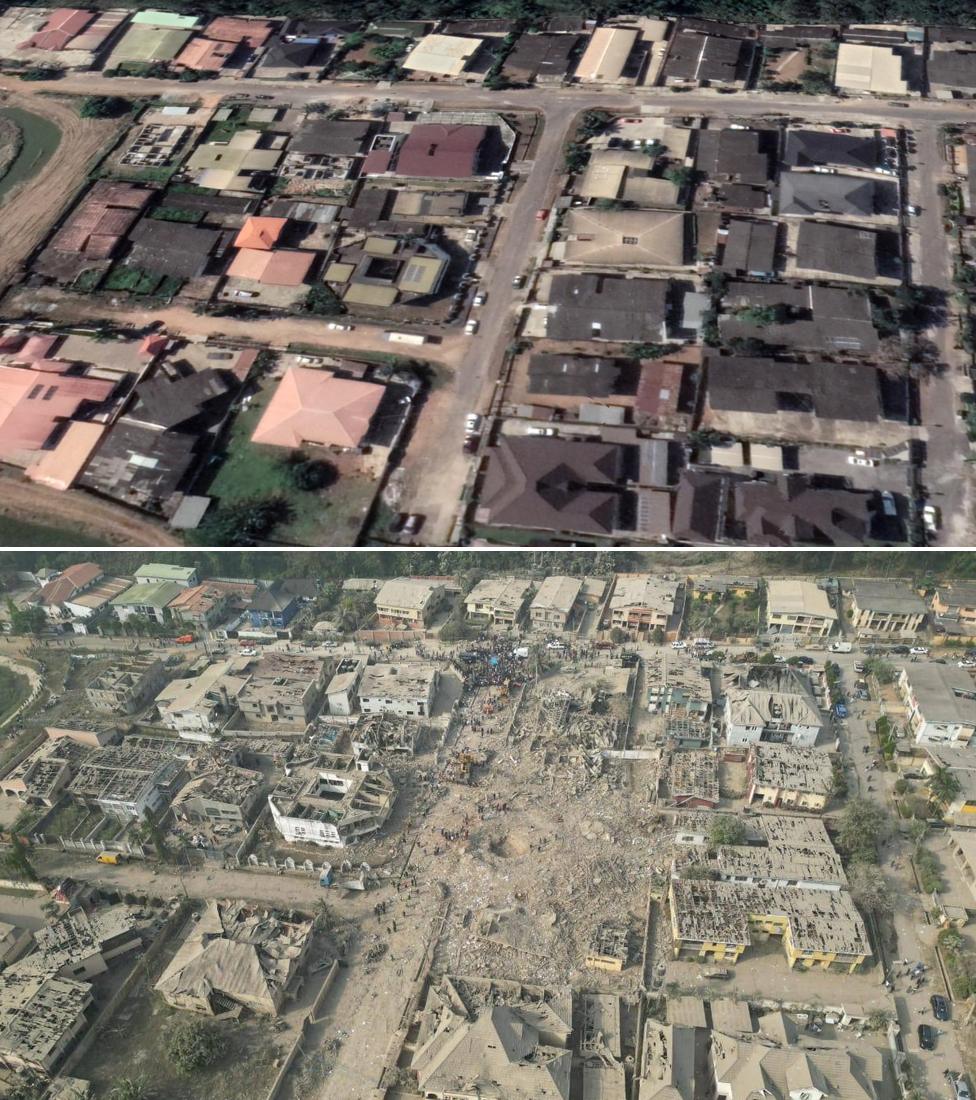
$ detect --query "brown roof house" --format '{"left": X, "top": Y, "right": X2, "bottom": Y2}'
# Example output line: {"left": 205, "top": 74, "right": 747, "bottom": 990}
{"left": 251, "top": 366, "right": 384, "bottom": 451}
{"left": 476, "top": 436, "right": 629, "bottom": 537}
{"left": 557, "top": 208, "right": 690, "bottom": 268}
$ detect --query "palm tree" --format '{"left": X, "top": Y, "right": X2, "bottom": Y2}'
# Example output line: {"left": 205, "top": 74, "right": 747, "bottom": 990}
{"left": 928, "top": 767, "right": 961, "bottom": 813}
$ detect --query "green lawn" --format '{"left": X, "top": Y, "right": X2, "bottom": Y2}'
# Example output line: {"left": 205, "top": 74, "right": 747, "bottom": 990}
{"left": 0, "top": 514, "right": 108, "bottom": 546}
{"left": 200, "top": 384, "right": 377, "bottom": 546}
{"left": 0, "top": 667, "right": 30, "bottom": 727}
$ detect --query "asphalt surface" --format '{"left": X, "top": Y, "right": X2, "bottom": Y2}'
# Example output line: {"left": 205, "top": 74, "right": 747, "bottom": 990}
{"left": 3, "top": 76, "right": 974, "bottom": 545}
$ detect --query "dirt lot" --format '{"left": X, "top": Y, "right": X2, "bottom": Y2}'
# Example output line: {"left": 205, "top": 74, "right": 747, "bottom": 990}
{"left": 0, "top": 85, "right": 124, "bottom": 291}
{"left": 0, "top": 468, "right": 182, "bottom": 547}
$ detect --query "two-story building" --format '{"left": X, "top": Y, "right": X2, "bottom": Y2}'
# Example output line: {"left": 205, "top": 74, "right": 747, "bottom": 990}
{"left": 608, "top": 573, "right": 681, "bottom": 636}
{"left": 357, "top": 664, "right": 439, "bottom": 719}
{"left": 529, "top": 575, "right": 585, "bottom": 631}
{"left": 724, "top": 668, "right": 822, "bottom": 748}
{"left": 765, "top": 580, "right": 837, "bottom": 638}
{"left": 898, "top": 664, "right": 976, "bottom": 745}
{"left": 374, "top": 578, "right": 449, "bottom": 628}
{"left": 465, "top": 577, "right": 533, "bottom": 626}
{"left": 849, "top": 580, "right": 926, "bottom": 638}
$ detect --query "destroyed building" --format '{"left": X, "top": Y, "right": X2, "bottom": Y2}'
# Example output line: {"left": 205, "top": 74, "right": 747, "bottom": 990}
{"left": 325, "top": 656, "right": 366, "bottom": 716}
{"left": 170, "top": 765, "right": 264, "bottom": 828}
{"left": 84, "top": 658, "right": 168, "bottom": 715}
{"left": 668, "top": 749, "right": 720, "bottom": 807}
{"left": 647, "top": 653, "right": 714, "bottom": 747}
{"left": 723, "top": 667, "right": 822, "bottom": 748}
{"left": 357, "top": 662, "right": 440, "bottom": 719}
{"left": 747, "top": 742, "right": 834, "bottom": 811}
{"left": 268, "top": 750, "right": 396, "bottom": 847}
{"left": 410, "top": 975, "right": 574, "bottom": 1100}
{"left": 155, "top": 899, "right": 313, "bottom": 1017}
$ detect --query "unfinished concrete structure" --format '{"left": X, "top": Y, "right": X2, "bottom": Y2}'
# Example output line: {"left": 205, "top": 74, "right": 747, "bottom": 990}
{"left": 85, "top": 657, "right": 167, "bottom": 715}
{"left": 155, "top": 899, "right": 313, "bottom": 1016}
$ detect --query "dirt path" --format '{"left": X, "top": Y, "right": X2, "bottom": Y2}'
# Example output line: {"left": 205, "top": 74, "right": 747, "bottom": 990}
{"left": 0, "top": 470, "right": 182, "bottom": 546}
{"left": 0, "top": 88, "right": 123, "bottom": 289}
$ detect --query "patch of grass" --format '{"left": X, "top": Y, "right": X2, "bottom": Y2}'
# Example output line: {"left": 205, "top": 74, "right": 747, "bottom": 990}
{"left": 0, "top": 666, "right": 30, "bottom": 727}
{"left": 150, "top": 206, "right": 202, "bottom": 223}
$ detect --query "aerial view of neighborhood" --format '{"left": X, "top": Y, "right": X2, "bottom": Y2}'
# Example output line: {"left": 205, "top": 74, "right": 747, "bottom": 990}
{"left": 4, "top": 10, "right": 976, "bottom": 547}
{"left": 0, "top": 547, "right": 972, "bottom": 1100}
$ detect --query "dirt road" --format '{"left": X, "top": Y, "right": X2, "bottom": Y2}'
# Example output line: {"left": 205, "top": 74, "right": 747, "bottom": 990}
{"left": 0, "top": 469, "right": 182, "bottom": 546}
{"left": 0, "top": 89, "right": 123, "bottom": 290}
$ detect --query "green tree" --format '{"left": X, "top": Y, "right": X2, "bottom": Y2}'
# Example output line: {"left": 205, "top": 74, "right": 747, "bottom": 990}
{"left": 799, "top": 70, "right": 833, "bottom": 94}
{"left": 837, "top": 798, "right": 891, "bottom": 865}
{"left": 285, "top": 455, "right": 337, "bottom": 492}
{"left": 79, "top": 95, "right": 129, "bottom": 118}
{"left": 197, "top": 496, "right": 292, "bottom": 546}
{"left": 709, "top": 815, "right": 745, "bottom": 846}
{"left": 6, "top": 598, "right": 47, "bottom": 636}
{"left": 609, "top": 626, "right": 629, "bottom": 645}
{"left": 1, "top": 836, "right": 35, "bottom": 882}
{"left": 735, "top": 304, "right": 783, "bottom": 327}
{"left": 847, "top": 861, "right": 887, "bottom": 913}
{"left": 166, "top": 1020, "right": 225, "bottom": 1074}
{"left": 928, "top": 766, "right": 961, "bottom": 812}
{"left": 303, "top": 283, "right": 343, "bottom": 316}
{"left": 665, "top": 165, "right": 697, "bottom": 188}
{"left": 863, "top": 657, "right": 897, "bottom": 684}
{"left": 109, "top": 1079, "right": 152, "bottom": 1100}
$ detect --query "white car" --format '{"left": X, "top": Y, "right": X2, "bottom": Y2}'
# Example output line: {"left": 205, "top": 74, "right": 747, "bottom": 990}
{"left": 910, "top": 646, "right": 930, "bottom": 655}
{"left": 527, "top": 426, "right": 556, "bottom": 436}
{"left": 671, "top": 641, "right": 687, "bottom": 650}
{"left": 848, "top": 456, "right": 877, "bottom": 467}
{"left": 473, "top": 293, "right": 486, "bottom": 306}
{"left": 464, "top": 319, "right": 479, "bottom": 335}
{"left": 465, "top": 413, "right": 482, "bottom": 432}
{"left": 327, "top": 322, "right": 353, "bottom": 331}
{"left": 923, "top": 503, "right": 940, "bottom": 533}
{"left": 546, "top": 641, "right": 565, "bottom": 650}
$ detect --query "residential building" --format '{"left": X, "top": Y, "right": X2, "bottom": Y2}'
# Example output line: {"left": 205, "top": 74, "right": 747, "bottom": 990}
{"left": 574, "top": 25, "right": 638, "bottom": 83}
{"left": 171, "top": 767, "right": 263, "bottom": 828}
{"left": 61, "top": 576, "right": 133, "bottom": 622}
{"left": 410, "top": 976, "right": 573, "bottom": 1100}
{"left": 155, "top": 658, "right": 252, "bottom": 739}
{"left": 248, "top": 583, "right": 301, "bottom": 630}
{"left": 251, "top": 367, "right": 384, "bottom": 451}
{"left": 931, "top": 584, "right": 976, "bottom": 625}
{"left": 66, "top": 743, "right": 184, "bottom": 819}
{"left": 503, "top": 32, "right": 578, "bottom": 84}
{"left": 476, "top": 437, "right": 629, "bottom": 538}
{"left": 235, "top": 653, "right": 328, "bottom": 730}
{"left": 186, "top": 129, "right": 282, "bottom": 191}
{"left": 778, "top": 171, "right": 897, "bottom": 218}
{"left": 668, "top": 750, "right": 719, "bottom": 808}
{"left": 724, "top": 667, "right": 822, "bottom": 747}
{"left": 668, "top": 879, "right": 871, "bottom": 971}
{"left": 374, "top": 578, "right": 449, "bottom": 627}
{"left": 465, "top": 577, "right": 533, "bottom": 625}
{"left": 948, "top": 830, "right": 976, "bottom": 903}
{"left": 783, "top": 128, "right": 886, "bottom": 172}
{"left": 357, "top": 663, "right": 440, "bottom": 719}
{"left": 608, "top": 573, "right": 680, "bottom": 634}
{"left": 31, "top": 563, "right": 104, "bottom": 620}
{"left": 166, "top": 584, "right": 234, "bottom": 629}
{"left": 155, "top": 900, "right": 312, "bottom": 1016}
{"left": 765, "top": 579, "right": 837, "bottom": 636}
{"left": 662, "top": 30, "right": 755, "bottom": 87}
{"left": 402, "top": 33, "right": 483, "bottom": 77}
{"left": 921, "top": 744, "right": 976, "bottom": 817}
{"left": 746, "top": 742, "right": 834, "bottom": 810}
{"left": 0, "top": 973, "right": 91, "bottom": 1075}
{"left": 110, "top": 581, "right": 182, "bottom": 625}
{"left": 850, "top": 580, "right": 927, "bottom": 637}
{"left": 834, "top": 42, "right": 908, "bottom": 95}
{"left": 898, "top": 664, "right": 976, "bottom": 744}
{"left": 268, "top": 751, "right": 396, "bottom": 847}
{"left": 85, "top": 658, "right": 167, "bottom": 715}
{"left": 134, "top": 564, "right": 198, "bottom": 588}
{"left": 325, "top": 657, "right": 366, "bottom": 716}
{"left": 718, "top": 219, "right": 778, "bottom": 277}
{"left": 558, "top": 208, "right": 690, "bottom": 268}
{"left": 529, "top": 576, "right": 585, "bottom": 631}
{"left": 793, "top": 221, "right": 897, "bottom": 284}
{"left": 711, "top": 1013, "right": 887, "bottom": 1100}
{"left": 546, "top": 273, "right": 669, "bottom": 342}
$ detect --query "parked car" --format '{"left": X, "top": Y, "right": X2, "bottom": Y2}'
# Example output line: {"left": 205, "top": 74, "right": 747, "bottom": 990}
{"left": 931, "top": 995, "right": 950, "bottom": 1021}
{"left": 465, "top": 413, "right": 482, "bottom": 433}
{"left": 473, "top": 292, "right": 486, "bottom": 306}
{"left": 892, "top": 645, "right": 911, "bottom": 655}
{"left": 464, "top": 319, "right": 479, "bottom": 335}
{"left": 527, "top": 426, "right": 556, "bottom": 436}
{"left": 952, "top": 1077, "right": 972, "bottom": 1100}
{"left": 911, "top": 646, "right": 930, "bottom": 655}
{"left": 512, "top": 274, "right": 526, "bottom": 288}
{"left": 403, "top": 514, "right": 425, "bottom": 535}
{"left": 536, "top": 208, "right": 550, "bottom": 220}
{"left": 834, "top": 703, "right": 849, "bottom": 719}
{"left": 918, "top": 1024, "right": 936, "bottom": 1051}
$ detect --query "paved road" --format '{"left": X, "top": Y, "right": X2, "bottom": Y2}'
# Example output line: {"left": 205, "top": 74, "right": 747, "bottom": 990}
{"left": 4, "top": 76, "right": 974, "bottom": 545}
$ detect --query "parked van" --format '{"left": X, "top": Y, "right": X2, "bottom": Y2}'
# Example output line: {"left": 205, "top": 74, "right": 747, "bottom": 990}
{"left": 829, "top": 641, "right": 853, "bottom": 653}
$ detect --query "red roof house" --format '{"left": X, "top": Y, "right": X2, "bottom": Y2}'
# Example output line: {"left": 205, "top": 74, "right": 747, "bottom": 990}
{"left": 251, "top": 367, "right": 383, "bottom": 450}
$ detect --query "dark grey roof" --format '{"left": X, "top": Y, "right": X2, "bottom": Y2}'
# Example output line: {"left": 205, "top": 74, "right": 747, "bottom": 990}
{"left": 80, "top": 421, "right": 207, "bottom": 513}
{"left": 284, "top": 18, "right": 360, "bottom": 37}
{"left": 929, "top": 50, "right": 976, "bottom": 89}
{"left": 126, "top": 219, "right": 221, "bottom": 278}
{"left": 124, "top": 368, "right": 234, "bottom": 432}
{"left": 477, "top": 436, "right": 625, "bottom": 535}
{"left": 157, "top": 191, "right": 256, "bottom": 217}
{"left": 761, "top": 25, "right": 836, "bottom": 45}
{"left": 732, "top": 475, "right": 878, "bottom": 546}
{"left": 527, "top": 354, "right": 621, "bottom": 397}
{"left": 695, "top": 128, "right": 771, "bottom": 184}
{"left": 249, "top": 584, "right": 297, "bottom": 613}
{"left": 794, "top": 221, "right": 888, "bottom": 280}
{"left": 929, "top": 26, "right": 976, "bottom": 43}
{"left": 546, "top": 274, "right": 668, "bottom": 341}
{"left": 705, "top": 355, "right": 883, "bottom": 422}
{"left": 783, "top": 130, "right": 882, "bottom": 171}
{"left": 503, "top": 32, "right": 578, "bottom": 81}
{"left": 664, "top": 31, "right": 754, "bottom": 84}
{"left": 719, "top": 281, "right": 879, "bottom": 354}
{"left": 260, "top": 37, "right": 321, "bottom": 68}
{"left": 677, "top": 18, "right": 755, "bottom": 39}
{"left": 719, "top": 218, "right": 778, "bottom": 275}
{"left": 289, "top": 118, "right": 374, "bottom": 156}
{"left": 777, "top": 171, "right": 898, "bottom": 217}
{"left": 673, "top": 469, "right": 736, "bottom": 543}
{"left": 716, "top": 183, "right": 769, "bottom": 210}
